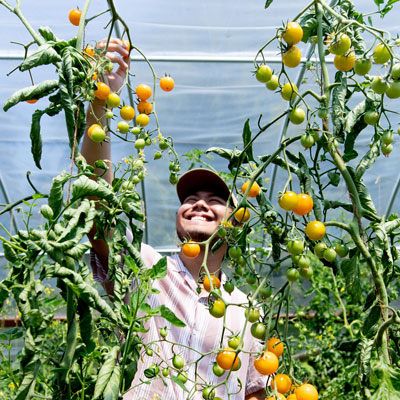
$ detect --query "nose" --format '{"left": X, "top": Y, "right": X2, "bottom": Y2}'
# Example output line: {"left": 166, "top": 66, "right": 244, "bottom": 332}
{"left": 192, "top": 198, "right": 209, "bottom": 210}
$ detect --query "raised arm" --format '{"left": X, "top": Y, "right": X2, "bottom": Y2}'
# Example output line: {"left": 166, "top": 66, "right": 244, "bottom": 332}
{"left": 81, "top": 38, "right": 130, "bottom": 290}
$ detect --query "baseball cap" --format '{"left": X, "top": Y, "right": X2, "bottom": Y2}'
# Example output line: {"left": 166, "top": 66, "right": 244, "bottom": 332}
{"left": 176, "top": 168, "right": 237, "bottom": 207}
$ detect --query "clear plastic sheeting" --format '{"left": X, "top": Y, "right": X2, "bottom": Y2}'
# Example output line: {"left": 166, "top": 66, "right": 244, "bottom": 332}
{"left": 0, "top": 0, "right": 399, "bottom": 251}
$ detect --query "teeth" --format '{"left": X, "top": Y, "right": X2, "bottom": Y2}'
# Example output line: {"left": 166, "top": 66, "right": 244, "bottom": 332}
{"left": 191, "top": 216, "right": 207, "bottom": 221}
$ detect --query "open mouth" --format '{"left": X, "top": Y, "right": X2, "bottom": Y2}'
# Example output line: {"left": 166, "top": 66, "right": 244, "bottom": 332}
{"left": 189, "top": 215, "right": 212, "bottom": 222}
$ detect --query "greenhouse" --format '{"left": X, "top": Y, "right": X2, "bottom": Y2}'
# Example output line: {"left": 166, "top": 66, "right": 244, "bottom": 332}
{"left": 0, "top": 0, "right": 400, "bottom": 399}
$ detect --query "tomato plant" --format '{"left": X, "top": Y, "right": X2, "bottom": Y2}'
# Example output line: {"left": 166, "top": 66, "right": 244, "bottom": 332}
{"left": 278, "top": 191, "right": 298, "bottom": 210}
{"left": 241, "top": 180, "right": 260, "bottom": 197}
{"left": 267, "top": 337, "right": 284, "bottom": 357}
{"left": 94, "top": 82, "right": 111, "bottom": 100}
{"left": 256, "top": 64, "right": 273, "bottom": 83}
{"left": 293, "top": 193, "right": 313, "bottom": 216}
{"left": 137, "top": 100, "right": 152, "bottom": 114}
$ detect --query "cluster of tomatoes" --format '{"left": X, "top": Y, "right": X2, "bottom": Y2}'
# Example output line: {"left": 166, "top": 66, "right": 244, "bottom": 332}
{"left": 253, "top": 20, "right": 400, "bottom": 157}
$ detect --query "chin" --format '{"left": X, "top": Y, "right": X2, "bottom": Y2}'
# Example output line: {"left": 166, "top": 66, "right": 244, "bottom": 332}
{"left": 177, "top": 228, "right": 212, "bottom": 243}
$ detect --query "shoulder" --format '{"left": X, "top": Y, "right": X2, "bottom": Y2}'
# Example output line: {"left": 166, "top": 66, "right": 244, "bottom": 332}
{"left": 140, "top": 243, "right": 162, "bottom": 267}
{"left": 139, "top": 244, "right": 179, "bottom": 270}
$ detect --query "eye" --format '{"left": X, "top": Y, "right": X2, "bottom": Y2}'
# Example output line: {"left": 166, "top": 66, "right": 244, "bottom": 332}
{"left": 209, "top": 197, "right": 225, "bottom": 205}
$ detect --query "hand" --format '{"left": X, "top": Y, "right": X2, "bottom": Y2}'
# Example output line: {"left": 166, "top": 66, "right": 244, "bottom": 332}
{"left": 95, "top": 37, "right": 130, "bottom": 94}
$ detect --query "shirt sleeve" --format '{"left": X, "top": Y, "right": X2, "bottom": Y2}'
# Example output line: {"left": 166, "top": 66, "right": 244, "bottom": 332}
{"left": 90, "top": 240, "right": 162, "bottom": 284}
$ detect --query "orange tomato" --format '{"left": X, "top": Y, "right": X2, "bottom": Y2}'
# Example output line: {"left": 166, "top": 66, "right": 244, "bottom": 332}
{"left": 120, "top": 105, "right": 135, "bottom": 121}
{"left": 334, "top": 50, "right": 356, "bottom": 72}
{"left": 254, "top": 351, "right": 279, "bottom": 375}
{"left": 136, "top": 84, "right": 152, "bottom": 101}
{"left": 234, "top": 207, "right": 250, "bottom": 223}
{"left": 267, "top": 337, "right": 284, "bottom": 357}
{"left": 123, "top": 39, "right": 130, "bottom": 52}
{"left": 182, "top": 242, "right": 201, "bottom": 258}
{"left": 293, "top": 193, "right": 313, "bottom": 216}
{"left": 216, "top": 347, "right": 240, "bottom": 370}
{"left": 265, "top": 394, "right": 286, "bottom": 400}
{"left": 287, "top": 395, "right": 297, "bottom": 400}
{"left": 68, "top": 8, "right": 81, "bottom": 26}
{"left": 271, "top": 374, "right": 292, "bottom": 394}
{"left": 295, "top": 383, "right": 319, "bottom": 400}
{"left": 94, "top": 82, "right": 111, "bottom": 100}
{"left": 278, "top": 191, "right": 298, "bottom": 211}
{"left": 241, "top": 181, "right": 260, "bottom": 198}
{"left": 26, "top": 99, "right": 38, "bottom": 104}
{"left": 203, "top": 275, "right": 221, "bottom": 292}
{"left": 305, "top": 221, "right": 326, "bottom": 241}
{"left": 87, "top": 124, "right": 102, "bottom": 140}
{"left": 160, "top": 76, "right": 175, "bottom": 91}
{"left": 137, "top": 101, "right": 152, "bottom": 114}
{"left": 282, "top": 46, "right": 301, "bottom": 68}
{"left": 84, "top": 46, "right": 95, "bottom": 57}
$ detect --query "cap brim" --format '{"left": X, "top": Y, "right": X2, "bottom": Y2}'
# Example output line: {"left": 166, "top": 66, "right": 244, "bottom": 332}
{"left": 177, "top": 169, "right": 236, "bottom": 207}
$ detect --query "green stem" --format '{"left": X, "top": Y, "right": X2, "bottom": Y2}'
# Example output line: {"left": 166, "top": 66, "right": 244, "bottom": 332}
{"left": 76, "top": 0, "right": 92, "bottom": 51}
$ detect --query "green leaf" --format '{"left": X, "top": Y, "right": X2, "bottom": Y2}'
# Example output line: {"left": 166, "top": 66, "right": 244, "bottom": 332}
{"left": 340, "top": 253, "right": 361, "bottom": 302}
{"left": 160, "top": 305, "right": 186, "bottom": 327}
{"left": 171, "top": 374, "right": 189, "bottom": 392}
{"left": 355, "top": 139, "right": 380, "bottom": 179}
{"left": 328, "top": 171, "right": 340, "bottom": 187}
{"left": 299, "top": 15, "right": 318, "bottom": 42}
{"left": 3, "top": 242, "right": 18, "bottom": 263}
{"left": 77, "top": 298, "right": 95, "bottom": 352}
{"left": 65, "top": 242, "right": 92, "bottom": 259}
{"left": 38, "top": 26, "right": 58, "bottom": 42}
{"left": 362, "top": 305, "right": 381, "bottom": 338}
{"left": 93, "top": 346, "right": 119, "bottom": 399}
{"left": 242, "top": 119, "right": 255, "bottom": 164}
{"left": 3, "top": 80, "right": 59, "bottom": 111}
{"left": 343, "top": 100, "right": 367, "bottom": 161}
{"left": 14, "top": 358, "right": 41, "bottom": 400}
{"left": 48, "top": 171, "right": 69, "bottom": 217}
{"left": 19, "top": 43, "right": 61, "bottom": 71}
{"left": 71, "top": 176, "right": 115, "bottom": 203}
{"left": 103, "top": 364, "right": 121, "bottom": 400}
{"left": 331, "top": 75, "right": 347, "bottom": 139}
{"left": 264, "top": 0, "right": 274, "bottom": 8}
{"left": 29, "top": 110, "right": 44, "bottom": 169}
{"left": 149, "top": 257, "right": 167, "bottom": 280}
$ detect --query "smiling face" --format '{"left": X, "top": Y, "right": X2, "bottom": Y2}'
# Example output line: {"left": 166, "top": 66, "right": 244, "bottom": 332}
{"left": 176, "top": 190, "right": 231, "bottom": 242}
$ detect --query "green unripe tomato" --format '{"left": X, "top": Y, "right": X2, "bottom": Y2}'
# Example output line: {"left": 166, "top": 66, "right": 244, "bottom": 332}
{"left": 255, "top": 65, "right": 272, "bottom": 83}
{"left": 266, "top": 74, "right": 279, "bottom": 90}
{"left": 354, "top": 58, "right": 372, "bottom": 76}
{"left": 228, "top": 246, "right": 242, "bottom": 260}
{"left": 363, "top": 111, "right": 379, "bottom": 126}
{"left": 299, "top": 267, "right": 313, "bottom": 279}
{"left": 154, "top": 151, "right": 162, "bottom": 160}
{"left": 391, "top": 63, "right": 400, "bottom": 79}
{"left": 228, "top": 336, "right": 241, "bottom": 349}
{"left": 298, "top": 255, "right": 310, "bottom": 269}
{"left": 314, "top": 242, "right": 327, "bottom": 258}
{"left": 223, "top": 281, "right": 235, "bottom": 294}
{"left": 301, "top": 133, "right": 315, "bottom": 149}
{"left": 172, "top": 354, "right": 185, "bottom": 369}
{"left": 245, "top": 273, "right": 257, "bottom": 285}
{"left": 289, "top": 107, "right": 306, "bottom": 125}
{"left": 382, "top": 130, "right": 394, "bottom": 145}
{"left": 202, "top": 387, "right": 216, "bottom": 400}
{"left": 259, "top": 285, "right": 272, "bottom": 299}
{"left": 177, "top": 371, "right": 187, "bottom": 383}
{"left": 212, "top": 362, "right": 225, "bottom": 377}
{"left": 40, "top": 204, "right": 54, "bottom": 220}
{"left": 245, "top": 307, "right": 260, "bottom": 323}
{"left": 160, "top": 326, "right": 168, "bottom": 338}
{"left": 287, "top": 267, "right": 300, "bottom": 282}
{"left": 323, "top": 248, "right": 337, "bottom": 262}
{"left": 162, "top": 367, "right": 170, "bottom": 377}
{"left": 287, "top": 240, "right": 304, "bottom": 256}
{"left": 371, "top": 76, "right": 388, "bottom": 94}
{"left": 385, "top": 81, "right": 400, "bottom": 99}
{"left": 145, "top": 347, "right": 153, "bottom": 356}
{"left": 381, "top": 143, "right": 393, "bottom": 155}
{"left": 335, "top": 242, "right": 349, "bottom": 258}
{"left": 169, "top": 173, "right": 179, "bottom": 185}
{"left": 159, "top": 139, "right": 169, "bottom": 150}
{"left": 250, "top": 322, "right": 266, "bottom": 340}
{"left": 130, "top": 126, "right": 142, "bottom": 135}
{"left": 105, "top": 110, "right": 114, "bottom": 119}
{"left": 117, "top": 121, "right": 130, "bottom": 134}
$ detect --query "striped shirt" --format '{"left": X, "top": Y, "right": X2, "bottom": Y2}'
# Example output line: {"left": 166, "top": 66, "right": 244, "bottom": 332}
{"left": 91, "top": 244, "right": 267, "bottom": 399}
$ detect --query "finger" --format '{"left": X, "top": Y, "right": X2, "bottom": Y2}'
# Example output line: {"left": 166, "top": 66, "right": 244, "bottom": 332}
{"left": 96, "top": 39, "right": 129, "bottom": 58}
